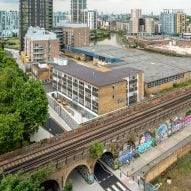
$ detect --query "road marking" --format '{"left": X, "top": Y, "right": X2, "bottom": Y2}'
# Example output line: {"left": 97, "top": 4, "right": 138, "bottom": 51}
{"left": 106, "top": 188, "right": 112, "bottom": 191}
{"left": 112, "top": 184, "right": 120, "bottom": 191}
{"left": 116, "top": 182, "right": 127, "bottom": 191}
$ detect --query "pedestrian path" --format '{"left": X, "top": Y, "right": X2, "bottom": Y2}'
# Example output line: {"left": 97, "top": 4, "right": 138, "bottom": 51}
{"left": 120, "top": 124, "right": 191, "bottom": 182}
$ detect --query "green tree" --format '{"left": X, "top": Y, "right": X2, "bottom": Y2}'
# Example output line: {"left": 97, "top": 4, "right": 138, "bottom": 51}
{"left": 0, "top": 113, "right": 24, "bottom": 153}
{"left": 0, "top": 48, "right": 48, "bottom": 154}
{"left": 186, "top": 110, "right": 191, "bottom": 116}
{"left": 0, "top": 165, "right": 52, "bottom": 191}
{"left": 16, "top": 80, "right": 48, "bottom": 138}
{"left": 89, "top": 140, "right": 104, "bottom": 159}
{"left": 64, "top": 180, "right": 73, "bottom": 191}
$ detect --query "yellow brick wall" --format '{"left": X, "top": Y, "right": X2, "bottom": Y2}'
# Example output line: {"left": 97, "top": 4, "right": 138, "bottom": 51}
{"left": 145, "top": 72, "right": 191, "bottom": 96}
{"left": 98, "top": 81, "right": 127, "bottom": 115}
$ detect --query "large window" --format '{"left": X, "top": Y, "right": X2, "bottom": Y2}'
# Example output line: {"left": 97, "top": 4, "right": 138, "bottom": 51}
{"left": 147, "top": 74, "right": 184, "bottom": 88}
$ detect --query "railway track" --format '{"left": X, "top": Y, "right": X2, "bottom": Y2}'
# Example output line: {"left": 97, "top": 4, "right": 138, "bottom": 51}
{"left": 1, "top": 91, "right": 191, "bottom": 175}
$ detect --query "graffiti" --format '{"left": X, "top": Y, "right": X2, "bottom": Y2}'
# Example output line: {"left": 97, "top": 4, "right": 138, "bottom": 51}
{"left": 101, "top": 153, "right": 114, "bottom": 169}
{"left": 88, "top": 174, "right": 94, "bottom": 184}
{"left": 156, "top": 124, "right": 168, "bottom": 143}
{"left": 118, "top": 144, "right": 136, "bottom": 166}
{"left": 184, "top": 115, "right": 191, "bottom": 126}
{"left": 116, "top": 112, "right": 191, "bottom": 168}
{"left": 77, "top": 166, "right": 94, "bottom": 184}
{"left": 137, "top": 132, "right": 155, "bottom": 154}
{"left": 170, "top": 116, "right": 184, "bottom": 133}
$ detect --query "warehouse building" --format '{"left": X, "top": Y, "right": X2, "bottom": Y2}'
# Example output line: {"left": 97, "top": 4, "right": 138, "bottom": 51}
{"left": 65, "top": 45, "right": 191, "bottom": 96}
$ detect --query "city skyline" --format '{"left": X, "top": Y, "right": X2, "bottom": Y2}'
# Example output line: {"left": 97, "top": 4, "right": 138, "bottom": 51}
{"left": 1, "top": 0, "right": 191, "bottom": 14}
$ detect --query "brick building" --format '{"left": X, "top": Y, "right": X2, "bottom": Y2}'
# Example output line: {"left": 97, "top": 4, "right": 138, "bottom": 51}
{"left": 52, "top": 61, "right": 144, "bottom": 115}
{"left": 31, "top": 63, "right": 52, "bottom": 83}
{"left": 62, "top": 24, "right": 89, "bottom": 49}
{"left": 23, "top": 26, "right": 59, "bottom": 64}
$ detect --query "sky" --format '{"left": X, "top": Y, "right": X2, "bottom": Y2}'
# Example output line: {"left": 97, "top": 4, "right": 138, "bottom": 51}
{"left": 0, "top": 0, "right": 191, "bottom": 14}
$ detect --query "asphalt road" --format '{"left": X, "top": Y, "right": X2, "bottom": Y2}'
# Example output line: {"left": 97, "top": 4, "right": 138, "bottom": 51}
{"left": 5, "top": 49, "right": 26, "bottom": 72}
{"left": 94, "top": 161, "right": 130, "bottom": 191}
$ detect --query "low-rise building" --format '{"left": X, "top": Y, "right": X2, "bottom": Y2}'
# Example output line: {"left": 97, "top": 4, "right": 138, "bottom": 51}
{"left": 65, "top": 45, "right": 191, "bottom": 96}
{"left": 23, "top": 26, "right": 59, "bottom": 64}
{"left": 52, "top": 61, "right": 144, "bottom": 115}
{"left": 31, "top": 63, "right": 52, "bottom": 84}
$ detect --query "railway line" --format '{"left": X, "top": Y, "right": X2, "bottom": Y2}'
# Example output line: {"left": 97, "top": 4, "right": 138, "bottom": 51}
{"left": 1, "top": 90, "right": 191, "bottom": 175}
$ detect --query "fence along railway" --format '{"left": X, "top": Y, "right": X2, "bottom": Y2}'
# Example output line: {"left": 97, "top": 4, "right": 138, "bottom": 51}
{"left": 0, "top": 86, "right": 191, "bottom": 188}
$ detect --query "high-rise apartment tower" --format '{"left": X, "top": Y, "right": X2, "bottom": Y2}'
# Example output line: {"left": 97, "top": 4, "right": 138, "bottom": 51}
{"left": 19, "top": 0, "right": 53, "bottom": 51}
{"left": 71, "top": 0, "right": 87, "bottom": 23}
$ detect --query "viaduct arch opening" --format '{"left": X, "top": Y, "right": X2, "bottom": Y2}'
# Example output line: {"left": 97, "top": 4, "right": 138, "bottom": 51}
{"left": 65, "top": 164, "right": 94, "bottom": 189}
{"left": 94, "top": 152, "right": 115, "bottom": 181}
{"left": 42, "top": 180, "right": 60, "bottom": 191}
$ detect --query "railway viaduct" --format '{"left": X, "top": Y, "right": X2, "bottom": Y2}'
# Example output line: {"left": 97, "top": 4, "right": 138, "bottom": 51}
{"left": 0, "top": 88, "right": 191, "bottom": 190}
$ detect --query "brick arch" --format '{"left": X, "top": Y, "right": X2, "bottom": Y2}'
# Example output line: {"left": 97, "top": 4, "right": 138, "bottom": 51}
{"left": 91, "top": 151, "right": 115, "bottom": 171}
{"left": 42, "top": 179, "right": 60, "bottom": 191}
{"left": 63, "top": 161, "right": 92, "bottom": 186}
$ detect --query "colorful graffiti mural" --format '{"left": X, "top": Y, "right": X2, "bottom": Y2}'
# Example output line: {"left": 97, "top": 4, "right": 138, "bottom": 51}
{"left": 170, "top": 117, "right": 184, "bottom": 133}
{"left": 77, "top": 166, "right": 94, "bottom": 184}
{"left": 137, "top": 132, "right": 155, "bottom": 154}
{"left": 118, "top": 144, "right": 136, "bottom": 166}
{"left": 184, "top": 115, "right": 191, "bottom": 126}
{"left": 155, "top": 124, "right": 168, "bottom": 143}
{"left": 116, "top": 112, "right": 191, "bottom": 168}
{"left": 101, "top": 153, "right": 114, "bottom": 169}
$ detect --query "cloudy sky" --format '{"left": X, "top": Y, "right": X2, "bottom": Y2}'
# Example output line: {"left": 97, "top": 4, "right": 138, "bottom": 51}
{"left": 1, "top": 0, "right": 191, "bottom": 14}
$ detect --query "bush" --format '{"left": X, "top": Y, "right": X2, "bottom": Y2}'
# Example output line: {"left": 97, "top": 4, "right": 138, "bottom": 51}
{"left": 64, "top": 180, "right": 73, "bottom": 191}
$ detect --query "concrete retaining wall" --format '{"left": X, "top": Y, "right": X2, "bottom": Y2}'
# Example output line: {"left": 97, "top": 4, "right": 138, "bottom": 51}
{"left": 145, "top": 141, "right": 191, "bottom": 182}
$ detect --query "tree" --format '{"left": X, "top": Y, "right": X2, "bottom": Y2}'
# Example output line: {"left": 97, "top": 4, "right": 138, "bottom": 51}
{"left": 0, "top": 165, "right": 53, "bottom": 191}
{"left": 186, "top": 110, "right": 191, "bottom": 116}
{"left": 64, "top": 180, "right": 73, "bottom": 191}
{"left": 0, "top": 48, "right": 48, "bottom": 154}
{"left": 16, "top": 80, "right": 48, "bottom": 138}
{"left": 0, "top": 113, "right": 24, "bottom": 153}
{"left": 89, "top": 140, "right": 104, "bottom": 159}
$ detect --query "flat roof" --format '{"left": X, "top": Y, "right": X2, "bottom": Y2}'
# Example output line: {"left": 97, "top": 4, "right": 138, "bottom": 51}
{"left": 26, "top": 26, "right": 57, "bottom": 40}
{"left": 112, "top": 62, "right": 185, "bottom": 83}
{"left": 77, "top": 45, "right": 124, "bottom": 59}
{"left": 53, "top": 61, "right": 142, "bottom": 87}
{"left": 75, "top": 45, "right": 191, "bottom": 83}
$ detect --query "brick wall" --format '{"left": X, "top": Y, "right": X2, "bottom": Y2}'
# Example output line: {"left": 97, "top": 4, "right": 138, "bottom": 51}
{"left": 98, "top": 81, "right": 127, "bottom": 115}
